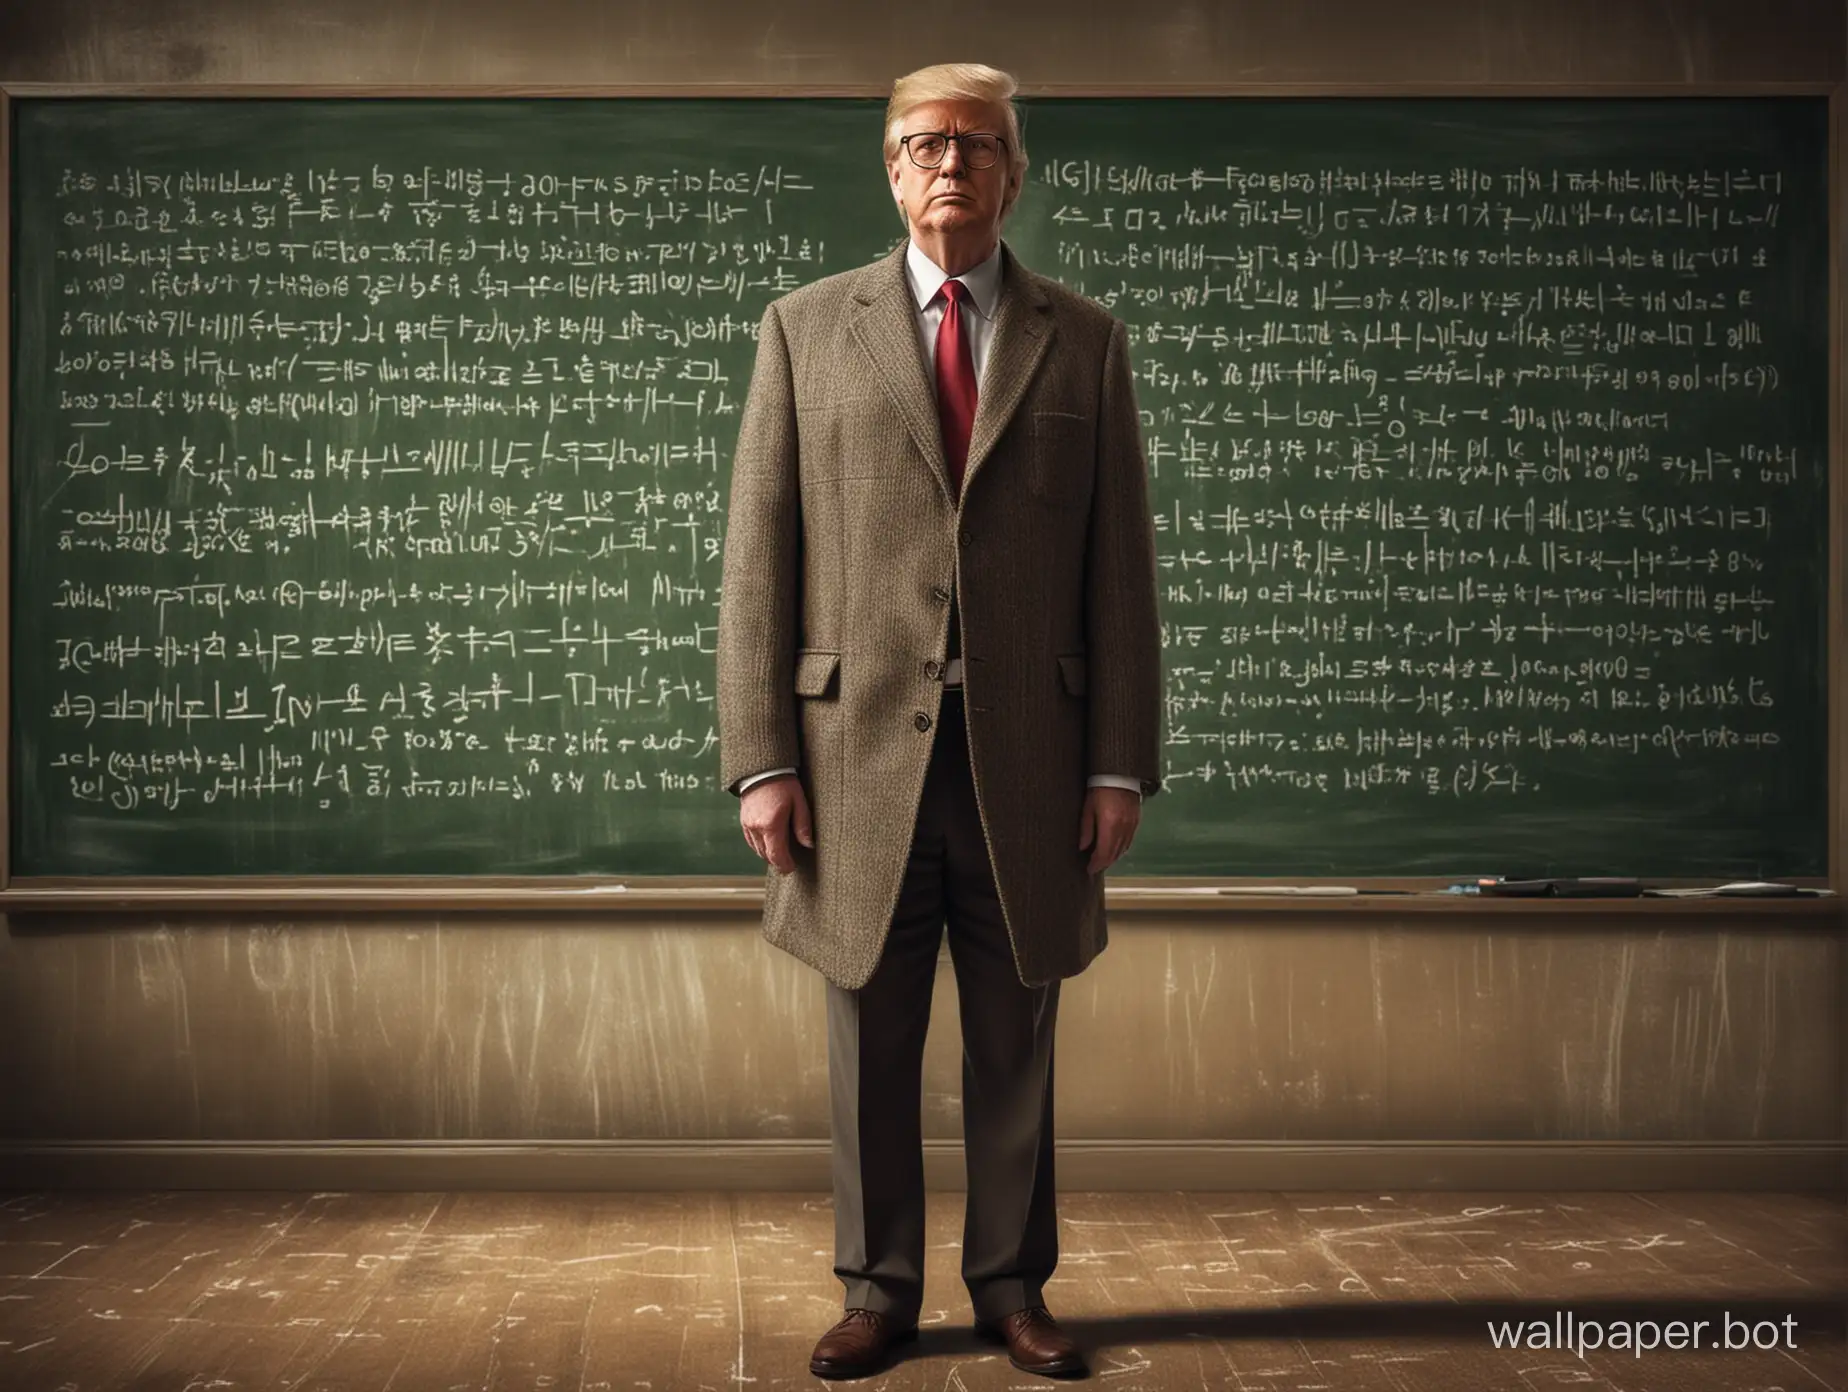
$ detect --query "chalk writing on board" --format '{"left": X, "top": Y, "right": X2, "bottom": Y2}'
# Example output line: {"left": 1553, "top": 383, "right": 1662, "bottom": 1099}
{"left": 12, "top": 99, "right": 1826, "bottom": 877}
{"left": 1027, "top": 157, "right": 1806, "bottom": 802}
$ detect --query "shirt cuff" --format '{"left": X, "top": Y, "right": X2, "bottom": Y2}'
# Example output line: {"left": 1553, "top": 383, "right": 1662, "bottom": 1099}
{"left": 737, "top": 766, "right": 798, "bottom": 794}
{"left": 1088, "top": 773, "right": 1143, "bottom": 796}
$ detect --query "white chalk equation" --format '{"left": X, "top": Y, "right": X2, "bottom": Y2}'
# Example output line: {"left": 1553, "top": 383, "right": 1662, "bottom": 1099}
{"left": 18, "top": 137, "right": 1825, "bottom": 856}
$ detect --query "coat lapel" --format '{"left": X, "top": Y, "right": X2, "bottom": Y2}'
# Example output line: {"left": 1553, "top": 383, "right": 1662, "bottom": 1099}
{"left": 963, "top": 243, "right": 1054, "bottom": 498}
{"left": 848, "top": 240, "right": 1057, "bottom": 508}
{"left": 848, "top": 244, "right": 951, "bottom": 500}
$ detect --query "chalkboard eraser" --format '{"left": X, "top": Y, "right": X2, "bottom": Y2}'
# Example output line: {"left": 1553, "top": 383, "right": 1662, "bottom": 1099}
{"left": 1482, "top": 877, "right": 1643, "bottom": 897}
{"left": 1712, "top": 881, "right": 1802, "bottom": 896}
{"left": 1552, "top": 877, "right": 1643, "bottom": 897}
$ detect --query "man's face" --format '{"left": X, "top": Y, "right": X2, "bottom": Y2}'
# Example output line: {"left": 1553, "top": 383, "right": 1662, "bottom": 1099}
{"left": 887, "top": 97, "right": 1021, "bottom": 241}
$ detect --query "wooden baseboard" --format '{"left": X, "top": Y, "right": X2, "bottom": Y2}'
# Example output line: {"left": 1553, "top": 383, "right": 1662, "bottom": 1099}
{"left": 0, "top": 1140, "right": 1839, "bottom": 1191}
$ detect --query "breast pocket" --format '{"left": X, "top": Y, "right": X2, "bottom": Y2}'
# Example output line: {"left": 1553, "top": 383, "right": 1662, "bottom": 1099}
{"left": 1027, "top": 410, "right": 1094, "bottom": 510}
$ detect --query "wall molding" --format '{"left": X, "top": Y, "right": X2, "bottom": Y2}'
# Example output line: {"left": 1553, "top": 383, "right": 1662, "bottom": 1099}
{"left": 0, "top": 1140, "right": 1839, "bottom": 1191}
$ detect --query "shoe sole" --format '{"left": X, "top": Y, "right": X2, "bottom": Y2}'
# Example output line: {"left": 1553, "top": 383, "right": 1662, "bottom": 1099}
{"left": 808, "top": 1326, "right": 917, "bottom": 1379}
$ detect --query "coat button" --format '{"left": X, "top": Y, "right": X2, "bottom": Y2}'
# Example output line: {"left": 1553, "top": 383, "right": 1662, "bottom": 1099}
{"left": 923, "top": 660, "right": 941, "bottom": 680}
{"left": 914, "top": 712, "right": 931, "bottom": 731}
{"left": 931, "top": 584, "right": 951, "bottom": 603}
{"left": 959, "top": 527, "right": 973, "bottom": 545}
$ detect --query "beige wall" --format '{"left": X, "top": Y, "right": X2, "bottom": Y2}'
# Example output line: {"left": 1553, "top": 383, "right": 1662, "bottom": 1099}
{"left": 0, "top": 914, "right": 1837, "bottom": 1146}
{"left": 0, "top": 0, "right": 1841, "bottom": 1182}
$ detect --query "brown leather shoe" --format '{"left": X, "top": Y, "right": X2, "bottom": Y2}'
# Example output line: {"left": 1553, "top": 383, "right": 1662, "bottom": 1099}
{"left": 808, "top": 1308, "right": 918, "bottom": 1379}
{"left": 975, "top": 1305, "right": 1088, "bottom": 1377}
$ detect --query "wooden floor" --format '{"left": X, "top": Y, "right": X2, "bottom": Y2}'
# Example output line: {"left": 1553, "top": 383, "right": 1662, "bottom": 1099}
{"left": 0, "top": 1190, "right": 1840, "bottom": 1390}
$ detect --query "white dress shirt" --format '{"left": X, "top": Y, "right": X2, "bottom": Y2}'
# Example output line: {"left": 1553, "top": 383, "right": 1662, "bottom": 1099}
{"left": 738, "top": 239, "right": 1141, "bottom": 799}
{"left": 904, "top": 236, "right": 1004, "bottom": 417}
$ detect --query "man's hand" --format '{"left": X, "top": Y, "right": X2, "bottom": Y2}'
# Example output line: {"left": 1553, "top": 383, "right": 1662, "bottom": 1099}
{"left": 1078, "top": 785, "right": 1141, "bottom": 875}
{"left": 740, "top": 774, "right": 814, "bottom": 874}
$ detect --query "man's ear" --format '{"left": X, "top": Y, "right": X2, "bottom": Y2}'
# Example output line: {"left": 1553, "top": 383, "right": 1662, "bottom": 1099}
{"left": 998, "top": 158, "right": 1026, "bottom": 223}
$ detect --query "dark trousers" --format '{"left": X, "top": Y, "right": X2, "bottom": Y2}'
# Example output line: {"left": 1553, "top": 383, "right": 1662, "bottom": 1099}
{"left": 825, "top": 692, "right": 1062, "bottom": 1327}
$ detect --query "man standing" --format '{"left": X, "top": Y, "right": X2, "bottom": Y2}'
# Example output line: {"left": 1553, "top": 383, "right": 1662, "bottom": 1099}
{"left": 716, "top": 63, "right": 1162, "bottom": 1380}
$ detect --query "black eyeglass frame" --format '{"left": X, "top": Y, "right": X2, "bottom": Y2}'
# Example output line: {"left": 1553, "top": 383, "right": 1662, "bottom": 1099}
{"left": 899, "top": 131, "right": 1009, "bottom": 170}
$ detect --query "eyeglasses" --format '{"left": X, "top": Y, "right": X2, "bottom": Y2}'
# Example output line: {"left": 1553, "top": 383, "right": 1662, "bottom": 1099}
{"left": 900, "top": 131, "right": 1006, "bottom": 171}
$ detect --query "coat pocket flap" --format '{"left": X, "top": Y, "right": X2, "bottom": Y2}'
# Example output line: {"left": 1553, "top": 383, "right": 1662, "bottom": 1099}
{"left": 1056, "top": 653, "right": 1088, "bottom": 696}
{"left": 794, "top": 650, "right": 840, "bottom": 697}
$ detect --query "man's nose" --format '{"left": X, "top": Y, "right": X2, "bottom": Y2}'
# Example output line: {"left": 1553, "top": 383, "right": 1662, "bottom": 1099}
{"left": 938, "top": 140, "right": 966, "bottom": 174}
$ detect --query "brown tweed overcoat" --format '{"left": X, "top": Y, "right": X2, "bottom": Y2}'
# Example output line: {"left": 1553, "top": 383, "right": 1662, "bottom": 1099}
{"left": 716, "top": 240, "right": 1163, "bottom": 990}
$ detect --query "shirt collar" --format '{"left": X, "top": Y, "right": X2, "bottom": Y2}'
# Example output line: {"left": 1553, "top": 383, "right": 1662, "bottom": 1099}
{"left": 904, "top": 239, "right": 1003, "bottom": 320}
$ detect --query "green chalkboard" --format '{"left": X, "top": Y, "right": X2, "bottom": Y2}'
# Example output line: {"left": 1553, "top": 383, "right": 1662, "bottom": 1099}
{"left": 9, "top": 97, "right": 1830, "bottom": 878}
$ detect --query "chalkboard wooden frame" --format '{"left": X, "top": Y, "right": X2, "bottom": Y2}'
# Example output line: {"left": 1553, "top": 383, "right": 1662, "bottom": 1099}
{"left": 0, "top": 877, "right": 1839, "bottom": 915}
{"left": 0, "top": 80, "right": 1841, "bottom": 914}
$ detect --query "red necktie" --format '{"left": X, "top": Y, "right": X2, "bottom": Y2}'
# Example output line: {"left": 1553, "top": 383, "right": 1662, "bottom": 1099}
{"left": 935, "top": 279, "right": 978, "bottom": 498}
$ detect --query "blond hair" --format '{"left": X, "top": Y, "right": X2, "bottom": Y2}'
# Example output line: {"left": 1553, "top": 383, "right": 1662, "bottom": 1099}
{"left": 884, "top": 62, "right": 1029, "bottom": 195}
